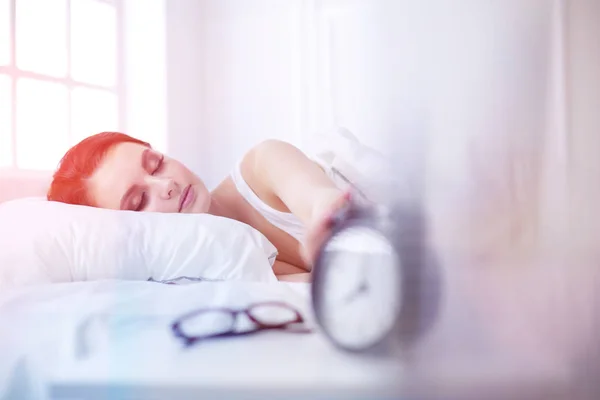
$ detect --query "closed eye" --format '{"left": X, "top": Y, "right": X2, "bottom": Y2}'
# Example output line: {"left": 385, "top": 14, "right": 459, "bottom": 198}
{"left": 134, "top": 192, "right": 148, "bottom": 212}
{"left": 151, "top": 155, "right": 165, "bottom": 175}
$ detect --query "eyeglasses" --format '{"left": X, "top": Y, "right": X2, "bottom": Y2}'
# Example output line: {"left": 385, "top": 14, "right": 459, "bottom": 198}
{"left": 171, "top": 301, "right": 313, "bottom": 347}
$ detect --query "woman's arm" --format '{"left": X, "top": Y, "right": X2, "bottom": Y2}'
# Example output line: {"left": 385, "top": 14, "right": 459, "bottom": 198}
{"left": 273, "top": 260, "right": 313, "bottom": 282}
{"left": 277, "top": 272, "right": 312, "bottom": 283}
{"left": 252, "top": 139, "right": 342, "bottom": 223}
{"left": 249, "top": 139, "right": 351, "bottom": 265}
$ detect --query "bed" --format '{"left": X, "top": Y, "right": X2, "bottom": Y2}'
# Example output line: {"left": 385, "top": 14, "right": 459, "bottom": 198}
{"left": 0, "top": 279, "right": 409, "bottom": 400}
{"left": 0, "top": 276, "right": 571, "bottom": 400}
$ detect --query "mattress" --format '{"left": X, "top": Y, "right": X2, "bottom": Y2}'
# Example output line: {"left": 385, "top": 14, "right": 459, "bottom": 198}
{"left": 0, "top": 278, "right": 569, "bottom": 400}
{"left": 0, "top": 279, "right": 406, "bottom": 400}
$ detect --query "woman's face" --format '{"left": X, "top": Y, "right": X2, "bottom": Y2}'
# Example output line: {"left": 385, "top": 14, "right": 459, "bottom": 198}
{"left": 88, "top": 142, "right": 211, "bottom": 213}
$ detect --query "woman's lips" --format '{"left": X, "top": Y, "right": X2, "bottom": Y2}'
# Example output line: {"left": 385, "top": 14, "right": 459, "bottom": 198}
{"left": 179, "top": 185, "right": 195, "bottom": 212}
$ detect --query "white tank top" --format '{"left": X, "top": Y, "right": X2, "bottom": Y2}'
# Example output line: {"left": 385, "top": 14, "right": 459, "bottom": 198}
{"left": 230, "top": 161, "right": 306, "bottom": 242}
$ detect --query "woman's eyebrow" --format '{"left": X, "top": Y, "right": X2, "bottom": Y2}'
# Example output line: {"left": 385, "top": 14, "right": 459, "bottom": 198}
{"left": 120, "top": 184, "right": 142, "bottom": 210}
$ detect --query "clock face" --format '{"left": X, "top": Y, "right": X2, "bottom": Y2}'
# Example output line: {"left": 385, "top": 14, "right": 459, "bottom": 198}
{"left": 314, "top": 225, "right": 402, "bottom": 351}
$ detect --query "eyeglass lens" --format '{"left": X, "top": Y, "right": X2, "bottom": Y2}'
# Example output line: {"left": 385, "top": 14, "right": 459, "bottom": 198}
{"left": 178, "top": 309, "right": 236, "bottom": 338}
{"left": 247, "top": 303, "right": 301, "bottom": 327}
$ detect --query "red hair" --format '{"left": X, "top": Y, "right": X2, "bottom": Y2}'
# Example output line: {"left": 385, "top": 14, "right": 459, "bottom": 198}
{"left": 47, "top": 132, "right": 150, "bottom": 206}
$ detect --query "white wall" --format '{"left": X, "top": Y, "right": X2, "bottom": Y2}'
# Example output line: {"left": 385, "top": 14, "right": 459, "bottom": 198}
{"left": 162, "top": 0, "right": 430, "bottom": 189}
{"left": 315, "top": 1, "right": 429, "bottom": 153}
{"left": 165, "top": 0, "right": 306, "bottom": 189}
{"left": 123, "top": 0, "right": 167, "bottom": 153}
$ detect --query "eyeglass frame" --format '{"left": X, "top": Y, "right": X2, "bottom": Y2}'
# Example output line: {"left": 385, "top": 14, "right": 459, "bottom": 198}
{"left": 171, "top": 300, "right": 312, "bottom": 347}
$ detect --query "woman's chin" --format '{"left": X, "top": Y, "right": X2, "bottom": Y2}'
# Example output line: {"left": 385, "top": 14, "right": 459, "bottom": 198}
{"left": 189, "top": 194, "right": 211, "bottom": 214}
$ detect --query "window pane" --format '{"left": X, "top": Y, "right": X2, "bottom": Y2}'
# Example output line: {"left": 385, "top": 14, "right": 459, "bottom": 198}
{"left": 0, "top": 75, "right": 11, "bottom": 167}
{"left": 71, "top": 0, "right": 116, "bottom": 86}
{"left": 0, "top": 0, "right": 9, "bottom": 66}
{"left": 71, "top": 87, "right": 118, "bottom": 143}
{"left": 16, "top": 0, "right": 67, "bottom": 77}
{"left": 16, "top": 79, "right": 68, "bottom": 170}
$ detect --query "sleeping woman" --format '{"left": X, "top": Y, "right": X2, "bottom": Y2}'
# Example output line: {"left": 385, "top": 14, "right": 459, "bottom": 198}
{"left": 46, "top": 132, "right": 351, "bottom": 282}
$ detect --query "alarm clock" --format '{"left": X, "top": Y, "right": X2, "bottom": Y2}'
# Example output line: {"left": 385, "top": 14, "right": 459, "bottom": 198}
{"left": 311, "top": 198, "right": 442, "bottom": 353}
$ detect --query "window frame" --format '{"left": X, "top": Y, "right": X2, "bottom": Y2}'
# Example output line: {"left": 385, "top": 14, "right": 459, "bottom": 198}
{"left": 0, "top": 0, "right": 126, "bottom": 171}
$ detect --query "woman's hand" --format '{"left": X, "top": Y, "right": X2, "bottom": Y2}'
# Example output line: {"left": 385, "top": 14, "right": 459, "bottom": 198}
{"left": 301, "top": 189, "right": 352, "bottom": 267}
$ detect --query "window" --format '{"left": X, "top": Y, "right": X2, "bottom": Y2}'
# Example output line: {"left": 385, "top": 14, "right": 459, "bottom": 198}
{"left": 0, "top": 0, "right": 123, "bottom": 171}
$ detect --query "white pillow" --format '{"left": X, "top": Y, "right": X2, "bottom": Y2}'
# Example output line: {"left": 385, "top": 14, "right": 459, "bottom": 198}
{"left": 0, "top": 198, "right": 279, "bottom": 289}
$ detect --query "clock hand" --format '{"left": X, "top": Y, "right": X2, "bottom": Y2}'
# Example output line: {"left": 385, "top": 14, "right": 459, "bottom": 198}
{"left": 344, "top": 280, "right": 369, "bottom": 304}
{"left": 343, "top": 254, "right": 372, "bottom": 303}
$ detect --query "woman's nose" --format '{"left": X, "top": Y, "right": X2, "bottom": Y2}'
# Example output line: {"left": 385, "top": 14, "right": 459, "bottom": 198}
{"left": 147, "top": 176, "right": 177, "bottom": 200}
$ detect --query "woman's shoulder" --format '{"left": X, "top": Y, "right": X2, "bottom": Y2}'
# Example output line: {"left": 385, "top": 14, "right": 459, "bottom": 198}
{"left": 243, "top": 139, "right": 301, "bottom": 166}
{"left": 238, "top": 139, "right": 310, "bottom": 190}
{"left": 236, "top": 140, "right": 292, "bottom": 213}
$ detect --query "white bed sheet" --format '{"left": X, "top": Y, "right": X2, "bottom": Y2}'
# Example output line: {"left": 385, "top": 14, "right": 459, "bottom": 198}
{"left": 0, "top": 278, "right": 569, "bottom": 400}
{"left": 0, "top": 279, "right": 406, "bottom": 400}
